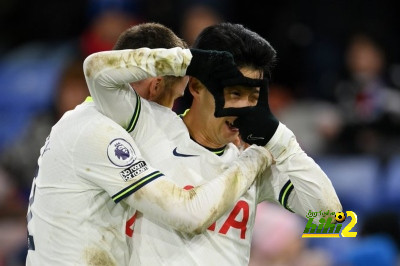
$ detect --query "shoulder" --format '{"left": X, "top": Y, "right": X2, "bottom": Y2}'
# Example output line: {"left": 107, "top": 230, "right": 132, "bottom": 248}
{"left": 60, "top": 103, "right": 133, "bottom": 145}
{"left": 146, "top": 100, "right": 180, "bottom": 119}
{"left": 137, "top": 100, "right": 185, "bottom": 132}
{"left": 85, "top": 113, "right": 131, "bottom": 141}
{"left": 225, "top": 143, "right": 241, "bottom": 157}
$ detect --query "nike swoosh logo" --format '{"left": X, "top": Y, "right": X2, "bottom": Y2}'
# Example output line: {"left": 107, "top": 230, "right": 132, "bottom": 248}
{"left": 173, "top": 147, "right": 199, "bottom": 157}
{"left": 247, "top": 134, "right": 265, "bottom": 141}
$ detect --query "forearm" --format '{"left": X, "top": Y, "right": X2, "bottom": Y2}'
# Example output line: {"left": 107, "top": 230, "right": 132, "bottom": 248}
{"left": 266, "top": 123, "right": 342, "bottom": 219}
{"left": 83, "top": 47, "right": 191, "bottom": 83}
{"left": 83, "top": 48, "right": 192, "bottom": 127}
{"left": 127, "top": 145, "right": 271, "bottom": 234}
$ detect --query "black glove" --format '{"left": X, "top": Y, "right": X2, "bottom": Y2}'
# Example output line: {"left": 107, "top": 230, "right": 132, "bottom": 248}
{"left": 217, "top": 78, "right": 279, "bottom": 146}
{"left": 186, "top": 49, "right": 246, "bottom": 117}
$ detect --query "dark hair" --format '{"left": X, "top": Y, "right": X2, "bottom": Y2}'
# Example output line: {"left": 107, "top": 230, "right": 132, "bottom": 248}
{"left": 113, "top": 22, "right": 188, "bottom": 50}
{"left": 193, "top": 23, "right": 277, "bottom": 79}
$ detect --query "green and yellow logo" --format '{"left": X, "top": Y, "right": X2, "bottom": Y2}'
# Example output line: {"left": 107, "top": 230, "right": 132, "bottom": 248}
{"left": 302, "top": 211, "right": 358, "bottom": 238}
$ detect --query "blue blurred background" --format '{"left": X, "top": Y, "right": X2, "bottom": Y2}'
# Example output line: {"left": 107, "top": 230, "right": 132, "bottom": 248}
{"left": 0, "top": 0, "right": 399, "bottom": 265}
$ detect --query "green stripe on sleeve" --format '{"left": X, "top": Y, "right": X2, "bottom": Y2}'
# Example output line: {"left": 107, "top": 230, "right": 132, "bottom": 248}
{"left": 126, "top": 92, "right": 141, "bottom": 133}
{"left": 112, "top": 171, "right": 163, "bottom": 203}
{"left": 279, "top": 180, "right": 294, "bottom": 212}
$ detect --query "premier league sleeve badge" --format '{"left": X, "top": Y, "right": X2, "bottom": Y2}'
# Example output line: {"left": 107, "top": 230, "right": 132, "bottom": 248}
{"left": 107, "top": 138, "right": 136, "bottom": 167}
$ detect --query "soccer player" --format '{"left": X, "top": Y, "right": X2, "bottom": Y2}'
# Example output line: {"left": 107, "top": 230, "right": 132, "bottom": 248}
{"left": 25, "top": 24, "right": 273, "bottom": 265}
{"left": 87, "top": 22, "right": 342, "bottom": 265}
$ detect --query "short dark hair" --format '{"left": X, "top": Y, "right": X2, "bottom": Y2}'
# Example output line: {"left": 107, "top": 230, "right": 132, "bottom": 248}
{"left": 193, "top": 23, "right": 277, "bottom": 79}
{"left": 113, "top": 22, "right": 188, "bottom": 50}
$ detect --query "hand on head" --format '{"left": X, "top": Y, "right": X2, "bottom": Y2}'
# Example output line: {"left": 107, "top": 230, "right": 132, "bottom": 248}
{"left": 186, "top": 49, "right": 245, "bottom": 116}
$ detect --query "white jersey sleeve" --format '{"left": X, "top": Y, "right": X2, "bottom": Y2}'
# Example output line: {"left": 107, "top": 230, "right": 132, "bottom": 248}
{"left": 82, "top": 48, "right": 277, "bottom": 232}
{"left": 73, "top": 112, "right": 164, "bottom": 202}
{"left": 127, "top": 145, "right": 272, "bottom": 233}
{"left": 75, "top": 105, "right": 272, "bottom": 234}
{"left": 83, "top": 47, "right": 192, "bottom": 129}
{"left": 257, "top": 123, "right": 342, "bottom": 220}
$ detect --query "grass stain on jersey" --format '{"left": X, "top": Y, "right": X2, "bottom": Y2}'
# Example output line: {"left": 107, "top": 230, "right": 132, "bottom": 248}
{"left": 83, "top": 247, "right": 116, "bottom": 266}
{"left": 85, "top": 53, "right": 131, "bottom": 79}
{"left": 199, "top": 172, "right": 241, "bottom": 234}
{"left": 187, "top": 188, "right": 197, "bottom": 200}
{"left": 106, "top": 57, "right": 118, "bottom": 67}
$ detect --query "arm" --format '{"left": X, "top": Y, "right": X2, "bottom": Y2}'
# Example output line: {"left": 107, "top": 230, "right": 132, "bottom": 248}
{"left": 84, "top": 48, "right": 244, "bottom": 128}
{"left": 225, "top": 78, "right": 342, "bottom": 220}
{"left": 257, "top": 123, "right": 342, "bottom": 220}
{"left": 83, "top": 47, "right": 192, "bottom": 128}
{"left": 75, "top": 118, "right": 272, "bottom": 234}
{"left": 128, "top": 144, "right": 271, "bottom": 234}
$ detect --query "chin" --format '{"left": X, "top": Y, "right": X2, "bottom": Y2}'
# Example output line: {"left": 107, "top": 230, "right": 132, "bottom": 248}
{"left": 226, "top": 133, "right": 240, "bottom": 144}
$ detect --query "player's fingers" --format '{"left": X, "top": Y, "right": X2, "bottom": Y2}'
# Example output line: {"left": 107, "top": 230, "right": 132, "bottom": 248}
{"left": 214, "top": 106, "right": 255, "bottom": 118}
{"left": 256, "top": 79, "right": 269, "bottom": 108}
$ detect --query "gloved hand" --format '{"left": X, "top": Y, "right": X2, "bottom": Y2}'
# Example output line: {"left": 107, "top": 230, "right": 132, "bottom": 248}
{"left": 186, "top": 48, "right": 246, "bottom": 117}
{"left": 217, "top": 78, "right": 279, "bottom": 146}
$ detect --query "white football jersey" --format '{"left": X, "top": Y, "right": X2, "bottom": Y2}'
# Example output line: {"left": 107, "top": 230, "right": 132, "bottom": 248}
{"left": 85, "top": 48, "right": 342, "bottom": 265}
{"left": 26, "top": 103, "right": 165, "bottom": 265}
{"left": 26, "top": 48, "right": 273, "bottom": 266}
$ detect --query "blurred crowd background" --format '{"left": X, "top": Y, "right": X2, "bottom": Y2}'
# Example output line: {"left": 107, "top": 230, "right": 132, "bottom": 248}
{"left": 1, "top": 0, "right": 399, "bottom": 265}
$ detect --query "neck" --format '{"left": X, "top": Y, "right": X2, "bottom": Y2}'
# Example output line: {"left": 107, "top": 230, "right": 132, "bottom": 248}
{"left": 156, "top": 98, "right": 174, "bottom": 109}
{"left": 154, "top": 93, "right": 175, "bottom": 109}
{"left": 182, "top": 109, "right": 225, "bottom": 149}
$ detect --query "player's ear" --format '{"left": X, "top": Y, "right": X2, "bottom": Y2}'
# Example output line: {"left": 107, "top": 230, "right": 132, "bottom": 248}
{"left": 149, "top": 77, "right": 163, "bottom": 100}
{"left": 188, "top": 77, "right": 203, "bottom": 99}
